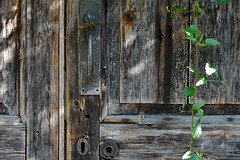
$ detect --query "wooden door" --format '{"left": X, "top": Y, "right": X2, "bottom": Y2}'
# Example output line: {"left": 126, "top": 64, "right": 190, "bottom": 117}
{"left": 66, "top": 0, "right": 240, "bottom": 160}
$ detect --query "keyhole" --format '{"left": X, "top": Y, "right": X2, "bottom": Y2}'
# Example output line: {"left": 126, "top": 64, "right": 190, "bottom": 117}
{"left": 77, "top": 138, "right": 89, "bottom": 155}
{"left": 81, "top": 142, "right": 85, "bottom": 153}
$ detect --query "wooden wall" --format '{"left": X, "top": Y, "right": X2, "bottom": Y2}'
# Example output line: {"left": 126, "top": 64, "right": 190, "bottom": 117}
{"left": 19, "top": 0, "right": 62, "bottom": 159}
{"left": 0, "top": 0, "right": 240, "bottom": 159}
{"left": 0, "top": 0, "right": 19, "bottom": 115}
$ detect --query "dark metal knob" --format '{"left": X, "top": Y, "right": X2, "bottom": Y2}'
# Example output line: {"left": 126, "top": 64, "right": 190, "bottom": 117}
{"left": 100, "top": 141, "right": 119, "bottom": 159}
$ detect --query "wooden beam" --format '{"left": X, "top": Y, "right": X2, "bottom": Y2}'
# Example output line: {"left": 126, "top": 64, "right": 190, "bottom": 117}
{"left": 101, "top": 115, "right": 240, "bottom": 159}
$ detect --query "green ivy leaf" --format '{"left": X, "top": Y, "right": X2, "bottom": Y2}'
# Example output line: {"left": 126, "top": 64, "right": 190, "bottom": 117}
{"left": 205, "top": 38, "right": 221, "bottom": 45}
{"left": 199, "top": 34, "right": 204, "bottom": 43}
{"left": 192, "top": 118, "right": 202, "bottom": 140}
{"left": 184, "top": 25, "right": 201, "bottom": 36}
{"left": 184, "top": 36, "right": 197, "bottom": 42}
{"left": 196, "top": 77, "right": 208, "bottom": 86}
{"left": 221, "top": 81, "right": 228, "bottom": 87}
{"left": 205, "top": 63, "right": 217, "bottom": 77}
{"left": 198, "top": 8, "right": 203, "bottom": 13}
{"left": 166, "top": 9, "right": 170, "bottom": 13}
{"left": 171, "top": 14, "right": 176, "bottom": 20}
{"left": 200, "top": 144, "right": 204, "bottom": 155}
{"left": 214, "top": 71, "right": 219, "bottom": 77}
{"left": 198, "top": 109, "right": 204, "bottom": 118}
{"left": 193, "top": 102, "right": 205, "bottom": 109}
{"left": 191, "top": 154, "right": 198, "bottom": 160}
{"left": 177, "top": 7, "right": 186, "bottom": 12}
{"left": 182, "top": 98, "right": 188, "bottom": 110}
{"left": 184, "top": 87, "right": 195, "bottom": 97}
{"left": 210, "top": 0, "right": 230, "bottom": 4}
{"left": 171, "top": 4, "right": 178, "bottom": 9}
{"left": 187, "top": 66, "right": 197, "bottom": 74}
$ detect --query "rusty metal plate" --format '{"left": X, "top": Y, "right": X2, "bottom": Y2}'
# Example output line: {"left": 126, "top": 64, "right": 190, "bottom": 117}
{"left": 79, "top": 0, "right": 101, "bottom": 95}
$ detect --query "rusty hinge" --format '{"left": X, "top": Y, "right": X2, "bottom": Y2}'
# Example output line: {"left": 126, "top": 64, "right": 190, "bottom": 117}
{"left": 79, "top": 0, "right": 101, "bottom": 95}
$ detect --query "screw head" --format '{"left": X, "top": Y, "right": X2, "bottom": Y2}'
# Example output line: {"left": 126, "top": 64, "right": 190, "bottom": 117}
{"left": 96, "top": 1, "right": 100, "bottom": 5}
{"left": 81, "top": 62, "right": 86, "bottom": 66}
{"left": 95, "top": 36, "right": 100, "bottom": 41}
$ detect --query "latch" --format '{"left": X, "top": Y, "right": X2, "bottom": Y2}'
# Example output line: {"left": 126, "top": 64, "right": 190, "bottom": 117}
{"left": 79, "top": 0, "right": 101, "bottom": 95}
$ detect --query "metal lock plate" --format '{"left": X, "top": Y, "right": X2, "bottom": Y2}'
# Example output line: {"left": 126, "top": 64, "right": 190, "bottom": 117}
{"left": 79, "top": 0, "right": 101, "bottom": 95}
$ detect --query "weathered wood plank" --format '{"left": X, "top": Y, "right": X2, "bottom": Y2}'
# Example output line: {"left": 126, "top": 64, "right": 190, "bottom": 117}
{"left": 0, "top": 115, "right": 21, "bottom": 125}
{"left": 66, "top": 0, "right": 101, "bottom": 159}
{"left": 0, "top": 0, "right": 19, "bottom": 115}
{"left": 19, "top": 0, "right": 60, "bottom": 159}
{"left": 59, "top": 0, "right": 65, "bottom": 159}
{"left": 158, "top": 0, "right": 189, "bottom": 104}
{"left": 0, "top": 154, "right": 25, "bottom": 160}
{"left": 101, "top": 115, "right": 240, "bottom": 159}
{"left": 103, "top": 0, "right": 189, "bottom": 116}
{"left": 0, "top": 115, "right": 25, "bottom": 160}
{"left": 120, "top": 0, "right": 142, "bottom": 103}
{"left": 190, "top": 1, "right": 240, "bottom": 104}
{"left": 0, "top": 1, "right": 3, "bottom": 113}
{"left": 103, "top": 0, "right": 125, "bottom": 115}
{"left": 119, "top": 0, "right": 189, "bottom": 104}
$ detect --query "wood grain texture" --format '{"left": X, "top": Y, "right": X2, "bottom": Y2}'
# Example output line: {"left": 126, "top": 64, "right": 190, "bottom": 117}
{"left": 101, "top": 115, "right": 240, "bottom": 160}
{"left": 119, "top": 0, "right": 189, "bottom": 104}
{"left": 0, "top": 115, "right": 25, "bottom": 160}
{"left": 102, "top": 0, "right": 189, "bottom": 116}
{"left": 66, "top": 0, "right": 101, "bottom": 159}
{"left": 19, "top": 0, "right": 60, "bottom": 159}
{"left": 190, "top": 1, "right": 240, "bottom": 104}
{"left": 158, "top": 0, "right": 189, "bottom": 104}
{"left": 102, "top": 0, "right": 122, "bottom": 116}
{"left": 0, "top": 0, "right": 19, "bottom": 115}
{"left": 59, "top": 0, "right": 65, "bottom": 159}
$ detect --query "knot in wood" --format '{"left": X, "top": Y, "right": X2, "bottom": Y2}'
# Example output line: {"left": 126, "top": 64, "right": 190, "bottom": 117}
{"left": 122, "top": 10, "right": 135, "bottom": 26}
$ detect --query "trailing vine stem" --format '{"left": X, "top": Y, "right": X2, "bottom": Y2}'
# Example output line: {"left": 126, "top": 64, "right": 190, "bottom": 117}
{"left": 190, "top": 0, "right": 199, "bottom": 153}
{"left": 166, "top": 0, "right": 229, "bottom": 159}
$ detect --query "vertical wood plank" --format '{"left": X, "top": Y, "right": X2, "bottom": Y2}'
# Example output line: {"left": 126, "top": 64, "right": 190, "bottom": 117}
{"left": 66, "top": 0, "right": 101, "bottom": 159}
{"left": 190, "top": 1, "right": 240, "bottom": 104}
{"left": 0, "top": 1, "right": 3, "bottom": 113}
{"left": 0, "top": 0, "right": 19, "bottom": 115}
{"left": 119, "top": 0, "right": 160, "bottom": 103}
{"left": 104, "top": 0, "right": 132, "bottom": 115}
{"left": 59, "top": 0, "right": 65, "bottom": 159}
{"left": 66, "top": 0, "right": 80, "bottom": 158}
{"left": 140, "top": 0, "right": 158, "bottom": 103}
{"left": 120, "top": 0, "right": 141, "bottom": 103}
{"left": 20, "top": 0, "right": 60, "bottom": 159}
{"left": 158, "top": 0, "right": 189, "bottom": 104}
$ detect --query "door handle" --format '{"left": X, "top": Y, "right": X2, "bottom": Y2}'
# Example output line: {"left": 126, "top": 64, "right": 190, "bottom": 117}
{"left": 80, "top": 10, "right": 100, "bottom": 83}
{"left": 79, "top": 2, "right": 101, "bottom": 95}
